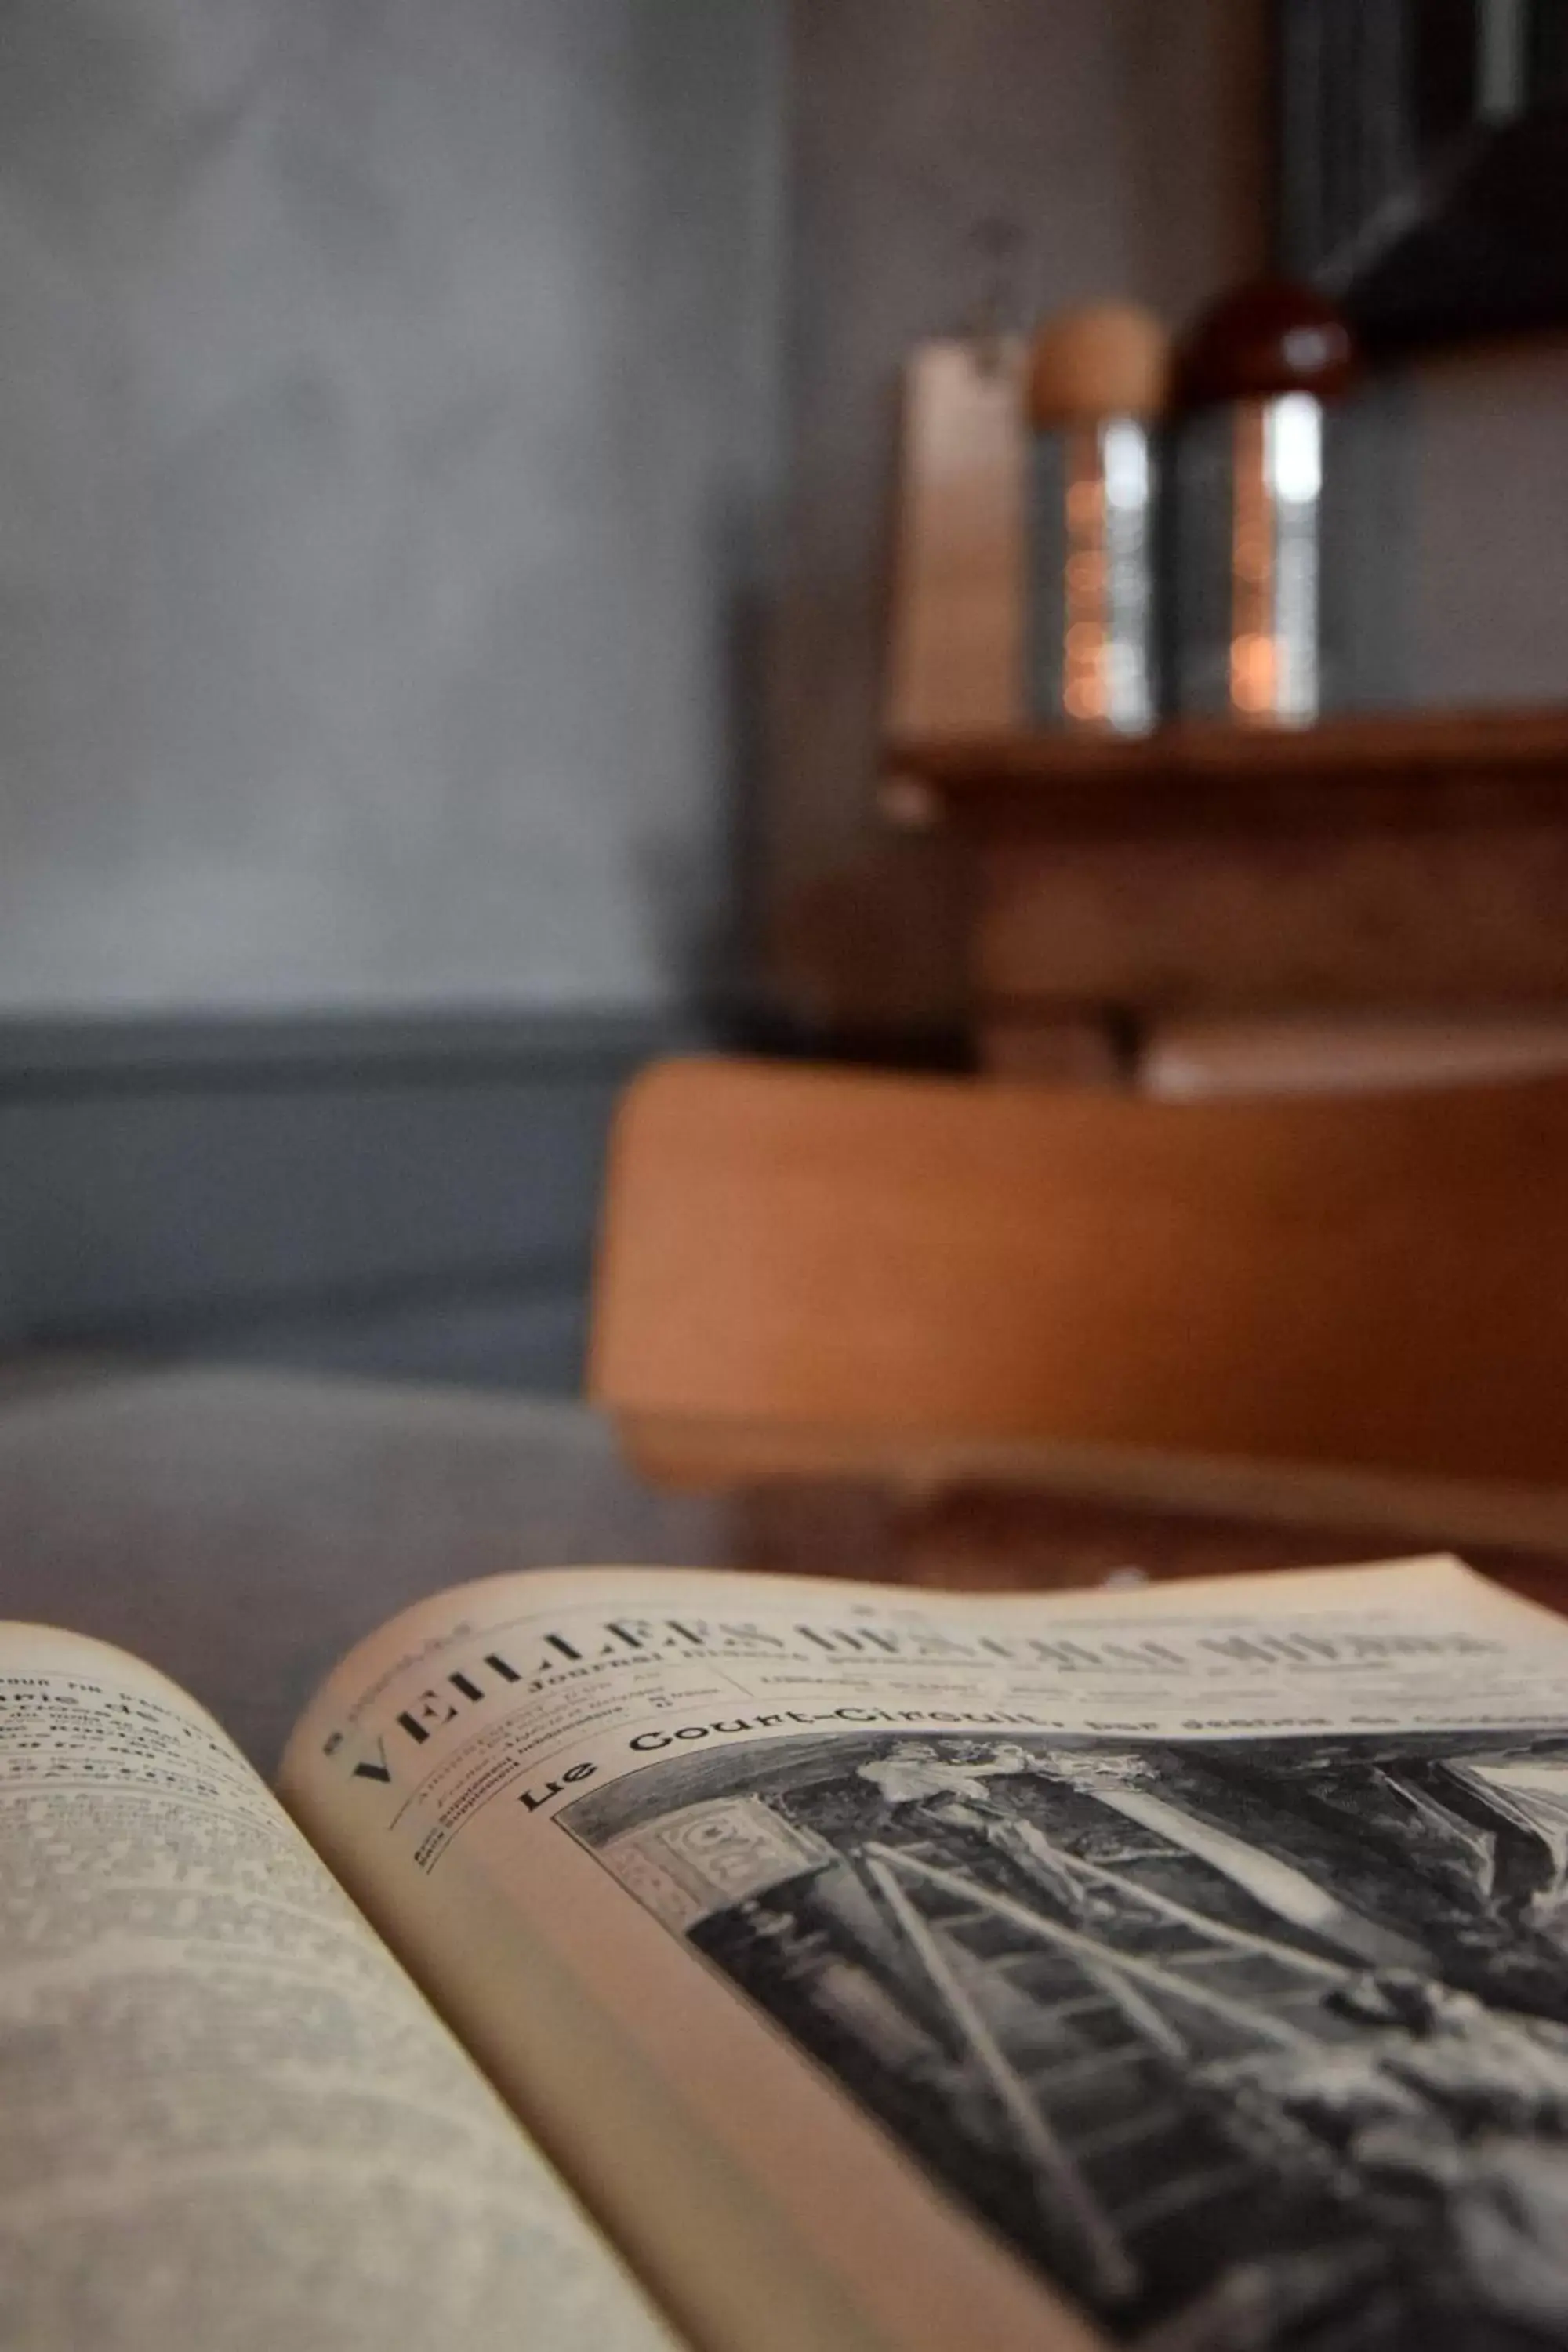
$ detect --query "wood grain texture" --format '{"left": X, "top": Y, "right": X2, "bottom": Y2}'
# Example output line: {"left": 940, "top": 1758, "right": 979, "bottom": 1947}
{"left": 887, "top": 706, "right": 1568, "bottom": 810}
{"left": 589, "top": 1055, "right": 1568, "bottom": 1488}
{"left": 890, "top": 710, "right": 1568, "bottom": 1023}
{"left": 884, "top": 339, "right": 1029, "bottom": 739}
{"left": 974, "top": 819, "right": 1568, "bottom": 1009}
{"left": 978, "top": 1011, "right": 1125, "bottom": 1084}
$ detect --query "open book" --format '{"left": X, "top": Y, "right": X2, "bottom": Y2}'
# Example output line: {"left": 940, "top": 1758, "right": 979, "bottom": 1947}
{"left": 7, "top": 1555, "right": 1568, "bottom": 2351}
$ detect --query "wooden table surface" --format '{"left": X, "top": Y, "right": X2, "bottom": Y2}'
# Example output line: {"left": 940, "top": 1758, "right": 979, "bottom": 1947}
{"left": 2, "top": 1369, "right": 1566, "bottom": 1774}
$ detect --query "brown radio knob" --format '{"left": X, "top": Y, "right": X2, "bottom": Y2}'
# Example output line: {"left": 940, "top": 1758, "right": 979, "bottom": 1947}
{"left": 1028, "top": 300, "right": 1172, "bottom": 430}
{"left": 1178, "top": 278, "right": 1356, "bottom": 410}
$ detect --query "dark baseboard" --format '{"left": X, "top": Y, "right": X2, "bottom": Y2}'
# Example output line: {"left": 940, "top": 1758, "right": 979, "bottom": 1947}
{"left": 0, "top": 1008, "right": 697, "bottom": 1392}
{"left": 0, "top": 1007, "right": 693, "bottom": 1091}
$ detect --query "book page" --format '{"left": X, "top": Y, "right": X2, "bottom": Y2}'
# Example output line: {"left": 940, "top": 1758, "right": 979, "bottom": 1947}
{"left": 0, "top": 1624, "right": 676, "bottom": 2352}
{"left": 283, "top": 1555, "right": 1568, "bottom": 2352}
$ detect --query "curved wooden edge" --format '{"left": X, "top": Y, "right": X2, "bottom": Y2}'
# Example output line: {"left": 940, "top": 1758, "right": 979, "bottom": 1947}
{"left": 888, "top": 707, "right": 1568, "bottom": 792}
{"left": 608, "top": 1407, "right": 1568, "bottom": 1559}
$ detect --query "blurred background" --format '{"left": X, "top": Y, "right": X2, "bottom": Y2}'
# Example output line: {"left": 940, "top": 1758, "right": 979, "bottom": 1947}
{"left": 3, "top": 0, "right": 1566, "bottom": 1400}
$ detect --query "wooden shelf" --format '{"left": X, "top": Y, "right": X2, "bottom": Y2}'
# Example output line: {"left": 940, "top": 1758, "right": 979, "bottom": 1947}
{"left": 884, "top": 706, "right": 1568, "bottom": 834}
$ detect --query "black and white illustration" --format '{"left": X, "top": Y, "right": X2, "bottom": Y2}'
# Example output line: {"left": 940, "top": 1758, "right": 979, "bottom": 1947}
{"left": 563, "top": 1730, "right": 1568, "bottom": 2350}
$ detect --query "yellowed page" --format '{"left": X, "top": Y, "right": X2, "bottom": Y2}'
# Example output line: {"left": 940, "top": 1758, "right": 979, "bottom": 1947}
{"left": 281, "top": 1555, "right": 1568, "bottom": 2352}
{"left": 0, "top": 1624, "right": 677, "bottom": 2352}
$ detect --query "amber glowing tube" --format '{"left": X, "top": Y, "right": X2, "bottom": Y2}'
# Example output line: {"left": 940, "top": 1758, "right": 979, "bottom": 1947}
{"left": 1025, "top": 302, "right": 1171, "bottom": 735}
{"left": 1171, "top": 280, "right": 1356, "bottom": 728}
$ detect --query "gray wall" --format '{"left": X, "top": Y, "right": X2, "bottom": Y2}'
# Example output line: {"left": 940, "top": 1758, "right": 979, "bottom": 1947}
{"left": 0, "top": 0, "right": 783, "bottom": 1016}
{"left": 1411, "top": 338, "right": 1568, "bottom": 707}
